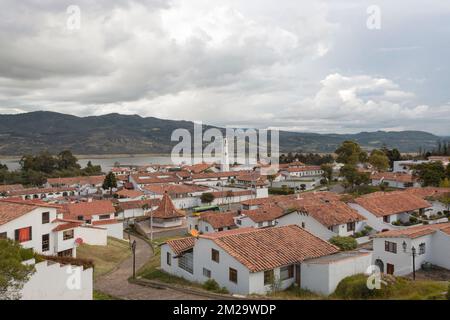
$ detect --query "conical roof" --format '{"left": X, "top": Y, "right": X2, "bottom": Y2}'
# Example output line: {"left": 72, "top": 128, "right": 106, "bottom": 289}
{"left": 152, "top": 192, "right": 185, "bottom": 219}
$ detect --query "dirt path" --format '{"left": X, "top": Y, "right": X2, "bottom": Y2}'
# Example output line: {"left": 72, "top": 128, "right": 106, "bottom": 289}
{"left": 95, "top": 234, "right": 207, "bottom": 300}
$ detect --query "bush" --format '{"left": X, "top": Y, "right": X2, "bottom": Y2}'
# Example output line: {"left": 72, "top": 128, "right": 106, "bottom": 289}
{"left": 329, "top": 236, "right": 357, "bottom": 251}
{"left": 333, "top": 274, "right": 386, "bottom": 299}
{"left": 392, "top": 221, "right": 401, "bottom": 226}
{"left": 202, "top": 279, "right": 229, "bottom": 294}
{"left": 409, "top": 216, "right": 418, "bottom": 224}
{"left": 447, "top": 283, "right": 450, "bottom": 300}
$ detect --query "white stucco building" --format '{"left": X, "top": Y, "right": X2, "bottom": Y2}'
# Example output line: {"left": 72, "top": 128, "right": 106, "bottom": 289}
{"left": 371, "top": 222, "right": 450, "bottom": 275}
{"left": 160, "top": 225, "right": 371, "bottom": 295}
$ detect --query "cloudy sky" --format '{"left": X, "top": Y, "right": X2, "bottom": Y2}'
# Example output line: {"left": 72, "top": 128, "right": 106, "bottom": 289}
{"left": 1, "top": 0, "right": 449, "bottom": 135}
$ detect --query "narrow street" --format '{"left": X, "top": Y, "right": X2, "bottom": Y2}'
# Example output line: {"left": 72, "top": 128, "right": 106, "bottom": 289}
{"left": 95, "top": 235, "right": 208, "bottom": 300}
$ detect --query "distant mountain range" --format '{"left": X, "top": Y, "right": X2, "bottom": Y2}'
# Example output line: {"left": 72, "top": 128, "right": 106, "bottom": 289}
{"left": 0, "top": 111, "right": 443, "bottom": 155}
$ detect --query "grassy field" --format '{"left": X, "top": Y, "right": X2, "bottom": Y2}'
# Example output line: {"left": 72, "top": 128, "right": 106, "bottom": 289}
{"left": 77, "top": 237, "right": 131, "bottom": 279}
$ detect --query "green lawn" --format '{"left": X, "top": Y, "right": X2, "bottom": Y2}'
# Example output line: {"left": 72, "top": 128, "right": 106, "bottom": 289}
{"left": 93, "top": 290, "right": 121, "bottom": 300}
{"left": 77, "top": 237, "right": 131, "bottom": 279}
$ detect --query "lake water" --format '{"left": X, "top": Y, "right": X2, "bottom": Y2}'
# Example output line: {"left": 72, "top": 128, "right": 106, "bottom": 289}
{"left": 0, "top": 155, "right": 174, "bottom": 172}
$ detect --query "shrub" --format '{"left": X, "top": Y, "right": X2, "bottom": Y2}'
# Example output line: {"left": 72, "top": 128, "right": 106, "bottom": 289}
{"left": 392, "top": 221, "right": 401, "bottom": 226}
{"left": 409, "top": 216, "right": 418, "bottom": 224}
{"left": 202, "top": 279, "right": 230, "bottom": 294}
{"left": 447, "top": 283, "right": 450, "bottom": 300}
{"left": 333, "top": 274, "right": 386, "bottom": 299}
{"left": 329, "top": 236, "right": 357, "bottom": 251}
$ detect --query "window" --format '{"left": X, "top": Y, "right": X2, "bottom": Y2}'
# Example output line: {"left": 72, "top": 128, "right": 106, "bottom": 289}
{"left": 58, "top": 249, "right": 73, "bottom": 257}
{"left": 229, "top": 268, "right": 238, "bottom": 284}
{"left": 203, "top": 268, "right": 211, "bottom": 278}
{"left": 99, "top": 214, "right": 111, "bottom": 220}
{"left": 205, "top": 226, "right": 209, "bottom": 232}
{"left": 178, "top": 251, "right": 193, "bottom": 274}
{"left": 166, "top": 252, "right": 171, "bottom": 266}
{"left": 218, "top": 228, "right": 223, "bottom": 232}
{"left": 63, "top": 229, "right": 74, "bottom": 240}
{"left": 42, "top": 234, "right": 50, "bottom": 252}
{"left": 0, "top": 232, "right": 7, "bottom": 239}
{"left": 346, "top": 222, "right": 355, "bottom": 232}
{"left": 258, "top": 222, "right": 263, "bottom": 228}
{"left": 385, "top": 241, "right": 397, "bottom": 254}
{"left": 264, "top": 270, "right": 274, "bottom": 285}
{"left": 301, "top": 222, "right": 305, "bottom": 228}
{"left": 42, "top": 211, "right": 50, "bottom": 224}
{"left": 419, "top": 243, "right": 426, "bottom": 255}
{"left": 383, "top": 216, "right": 390, "bottom": 223}
{"left": 15, "top": 227, "right": 32, "bottom": 243}
{"left": 280, "top": 265, "right": 294, "bottom": 280}
{"left": 211, "top": 249, "right": 220, "bottom": 263}
{"left": 236, "top": 219, "right": 242, "bottom": 225}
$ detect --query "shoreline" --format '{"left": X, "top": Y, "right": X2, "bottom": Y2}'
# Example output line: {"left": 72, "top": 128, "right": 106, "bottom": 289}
{"left": 0, "top": 153, "right": 172, "bottom": 160}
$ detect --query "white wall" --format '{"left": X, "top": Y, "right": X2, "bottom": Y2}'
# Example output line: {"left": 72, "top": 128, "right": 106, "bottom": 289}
{"left": 77, "top": 226, "right": 108, "bottom": 246}
{"left": 430, "top": 231, "right": 450, "bottom": 270}
{"left": 277, "top": 212, "right": 336, "bottom": 240}
{"left": 20, "top": 260, "right": 93, "bottom": 300}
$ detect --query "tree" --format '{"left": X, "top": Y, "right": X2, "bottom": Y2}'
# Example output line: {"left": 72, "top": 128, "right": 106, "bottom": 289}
{"left": 340, "top": 164, "right": 370, "bottom": 190}
{"left": 267, "top": 174, "right": 277, "bottom": 187}
{"left": 439, "top": 193, "right": 450, "bottom": 212}
{"left": 440, "top": 178, "right": 450, "bottom": 188}
{"left": 446, "top": 163, "right": 450, "bottom": 179}
{"left": 102, "top": 172, "right": 117, "bottom": 195}
{"left": 200, "top": 192, "right": 215, "bottom": 204}
{"left": 321, "top": 164, "right": 333, "bottom": 183}
{"left": 57, "top": 150, "right": 80, "bottom": 170}
{"left": 335, "top": 141, "right": 367, "bottom": 165}
{"left": 381, "top": 147, "right": 402, "bottom": 169}
{"left": 368, "top": 149, "right": 390, "bottom": 171}
{"left": 413, "top": 162, "right": 446, "bottom": 187}
{"left": 82, "top": 161, "right": 102, "bottom": 176}
{"left": 0, "top": 239, "right": 36, "bottom": 300}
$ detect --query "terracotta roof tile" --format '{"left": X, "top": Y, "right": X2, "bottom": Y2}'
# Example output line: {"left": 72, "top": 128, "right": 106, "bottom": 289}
{"left": 371, "top": 172, "right": 417, "bottom": 183}
{"left": 354, "top": 191, "right": 431, "bottom": 217}
{"left": 372, "top": 222, "right": 450, "bottom": 239}
{"left": 199, "top": 211, "right": 238, "bottom": 229}
{"left": 47, "top": 175, "right": 105, "bottom": 186}
{"left": 165, "top": 237, "right": 195, "bottom": 255}
{"left": 63, "top": 200, "right": 115, "bottom": 219}
{"left": 200, "top": 225, "right": 339, "bottom": 272}
{"left": 152, "top": 193, "right": 185, "bottom": 219}
{"left": 115, "top": 189, "right": 145, "bottom": 198}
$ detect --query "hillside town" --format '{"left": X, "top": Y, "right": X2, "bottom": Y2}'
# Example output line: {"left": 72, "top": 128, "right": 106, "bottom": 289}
{"left": 1, "top": 141, "right": 449, "bottom": 300}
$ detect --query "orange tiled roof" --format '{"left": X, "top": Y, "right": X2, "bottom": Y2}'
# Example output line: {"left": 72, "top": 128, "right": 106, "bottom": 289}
{"left": 52, "top": 221, "right": 83, "bottom": 232}
{"left": 92, "top": 219, "right": 119, "bottom": 226}
{"left": 182, "top": 163, "right": 214, "bottom": 174}
{"left": 0, "top": 201, "right": 39, "bottom": 226}
{"left": 298, "top": 200, "right": 366, "bottom": 227}
{"left": 199, "top": 211, "right": 238, "bottom": 229}
{"left": 354, "top": 191, "right": 431, "bottom": 217}
{"left": 372, "top": 222, "right": 450, "bottom": 239}
{"left": 143, "top": 183, "right": 209, "bottom": 195}
{"left": 152, "top": 193, "right": 185, "bottom": 219}
{"left": 115, "top": 189, "right": 145, "bottom": 198}
{"left": 0, "top": 184, "right": 24, "bottom": 193}
{"left": 404, "top": 187, "right": 450, "bottom": 199}
{"left": 200, "top": 225, "right": 339, "bottom": 272}
{"left": 165, "top": 237, "right": 195, "bottom": 255}
{"left": 283, "top": 166, "right": 322, "bottom": 173}
{"left": 47, "top": 175, "right": 105, "bottom": 186}
{"left": 115, "top": 199, "right": 160, "bottom": 211}
{"left": 371, "top": 172, "right": 416, "bottom": 183}
{"left": 63, "top": 200, "right": 115, "bottom": 219}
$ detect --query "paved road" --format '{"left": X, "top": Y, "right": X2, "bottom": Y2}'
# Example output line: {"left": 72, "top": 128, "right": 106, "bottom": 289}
{"left": 95, "top": 235, "right": 207, "bottom": 300}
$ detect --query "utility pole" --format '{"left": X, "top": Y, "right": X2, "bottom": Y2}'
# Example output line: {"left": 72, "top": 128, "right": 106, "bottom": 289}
{"left": 131, "top": 240, "right": 137, "bottom": 279}
{"left": 412, "top": 246, "right": 416, "bottom": 280}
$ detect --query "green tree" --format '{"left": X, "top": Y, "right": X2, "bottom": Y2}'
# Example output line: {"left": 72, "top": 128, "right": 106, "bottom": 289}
{"left": 381, "top": 147, "right": 402, "bottom": 169}
{"left": 320, "top": 164, "right": 333, "bottom": 183}
{"left": 267, "top": 174, "right": 277, "bottom": 187}
{"left": 102, "top": 172, "right": 117, "bottom": 195}
{"left": 57, "top": 150, "right": 80, "bottom": 170}
{"left": 0, "top": 239, "right": 36, "bottom": 300}
{"left": 82, "top": 161, "right": 102, "bottom": 176}
{"left": 446, "top": 163, "right": 450, "bottom": 179}
{"left": 200, "top": 192, "right": 215, "bottom": 204}
{"left": 335, "top": 141, "right": 367, "bottom": 165}
{"left": 368, "top": 149, "right": 390, "bottom": 171}
{"left": 414, "top": 162, "right": 446, "bottom": 187}
{"left": 340, "top": 164, "right": 370, "bottom": 190}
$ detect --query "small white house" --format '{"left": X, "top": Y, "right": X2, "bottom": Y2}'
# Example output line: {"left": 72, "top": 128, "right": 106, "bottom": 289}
{"left": 0, "top": 199, "right": 80, "bottom": 257}
{"left": 371, "top": 172, "right": 420, "bottom": 189}
{"left": 160, "top": 225, "right": 371, "bottom": 295}
{"left": 351, "top": 191, "right": 431, "bottom": 230}
{"left": 187, "top": 211, "right": 238, "bottom": 234}
{"left": 371, "top": 222, "right": 450, "bottom": 276}
{"left": 150, "top": 192, "right": 186, "bottom": 228}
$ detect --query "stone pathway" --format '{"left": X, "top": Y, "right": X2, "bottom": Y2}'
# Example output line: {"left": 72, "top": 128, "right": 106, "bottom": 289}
{"left": 95, "top": 234, "right": 207, "bottom": 300}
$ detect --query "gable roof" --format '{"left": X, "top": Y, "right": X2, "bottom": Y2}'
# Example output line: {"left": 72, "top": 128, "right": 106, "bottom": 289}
{"left": 298, "top": 201, "right": 366, "bottom": 227}
{"left": 152, "top": 193, "right": 185, "bottom": 219}
{"left": 354, "top": 191, "right": 431, "bottom": 217}
{"left": 404, "top": 187, "right": 450, "bottom": 200}
{"left": 372, "top": 222, "right": 450, "bottom": 239}
{"left": 165, "top": 237, "right": 195, "bottom": 255}
{"left": 0, "top": 201, "right": 39, "bottom": 226}
{"left": 200, "top": 225, "right": 339, "bottom": 272}
{"left": 143, "top": 183, "right": 209, "bottom": 196}
{"left": 115, "top": 199, "right": 160, "bottom": 211}
{"left": 199, "top": 211, "right": 238, "bottom": 229}
{"left": 63, "top": 200, "right": 115, "bottom": 219}
{"left": 0, "top": 184, "right": 24, "bottom": 193}
{"left": 371, "top": 172, "right": 416, "bottom": 183}
{"left": 115, "top": 189, "right": 145, "bottom": 199}
{"left": 47, "top": 175, "right": 105, "bottom": 186}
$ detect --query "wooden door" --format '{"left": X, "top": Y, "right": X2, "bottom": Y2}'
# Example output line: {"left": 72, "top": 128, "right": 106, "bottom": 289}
{"left": 386, "top": 263, "right": 395, "bottom": 275}
{"left": 295, "top": 264, "right": 301, "bottom": 286}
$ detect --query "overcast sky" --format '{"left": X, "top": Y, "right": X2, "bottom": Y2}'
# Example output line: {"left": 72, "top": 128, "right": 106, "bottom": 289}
{"left": 0, "top": 0, "right": 449, "bottom": 135}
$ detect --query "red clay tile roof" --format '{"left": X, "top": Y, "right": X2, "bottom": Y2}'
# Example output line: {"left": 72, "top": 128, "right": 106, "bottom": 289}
{"left": 0, "top": 201, "right": 39, "bottom": 226}
{"left": 63, "top": 200, "right": 115, "bottom": 219}
{"left": 200, "top": 225, "right": 339, "bottom": 272}
{"left": 47, "top": 175, "right": 105, "bottom": 186}
{"left": 240, "top": 205, "right": 286, "bottom": 223}
{"left": 191, "top": 171, "right": 251, "bottom": 180}
{"left": 131, "top": 173, "right": 180, "bottom": 185}
{"left": 143, "top": 183, "right": 209, "bottom": 195}
{"left": 182, "top": 163, "right": 215, "bottom": 174}
{"left": 298, "top": 201, "right": 366, "bottom": 227}
{"left": 372, "top": 222, "right": 450, "bottom": 239}
{"left": 404, "top": 187, "right": 450, "bottom": 200}
{"left": 115, "top": 199, "right": 160, "bottom": 211}
{"left": 354, "top": 191, "right": 431, "bottom": 217}
{"left": 7, "top": 186, "right": 76, "bottom": 196}
{"left": 283, "top": 166, "right": 322, "bottom": 173}
{"left": 115, "top": 189, "right": 145, "bottom": 198}
{"left": 152, "top": 193, "right": 185, "bottom": 219}
{"left": 199, "top": 211, "right": 238, "bottom": 229}
{"left": 53, "top": 221, "right": 83, "bottom": 232}
{"left": 0, "top": 184, "right": 24, "bottom": 193}
{"left": 92, "top": 219, "right": 120, "bottom": 226}
{"left": 371, "top": 172, "right": 417, "bottom": 183}
{"left": 165, "top": 237, "right": 195, "bottom": 255}
{"left": 210, "top": 190, "right": 254, "bottom": 198}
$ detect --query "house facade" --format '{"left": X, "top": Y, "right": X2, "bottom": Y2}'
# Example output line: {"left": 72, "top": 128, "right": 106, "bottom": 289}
{"left": 160, "top": 225, "right": 371, "bottom": 295}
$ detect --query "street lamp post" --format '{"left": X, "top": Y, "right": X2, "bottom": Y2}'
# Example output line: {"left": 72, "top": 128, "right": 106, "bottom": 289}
{"left": 412, "top": 246, "right": 416, "bottom": 281}
{"left": 131, "top": 240, "right": 137, "bottom": 279}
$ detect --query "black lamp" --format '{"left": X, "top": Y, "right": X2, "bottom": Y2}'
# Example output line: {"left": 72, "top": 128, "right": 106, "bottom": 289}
{"left": 402, "top": 241, "right": 407, "bottom": 252}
